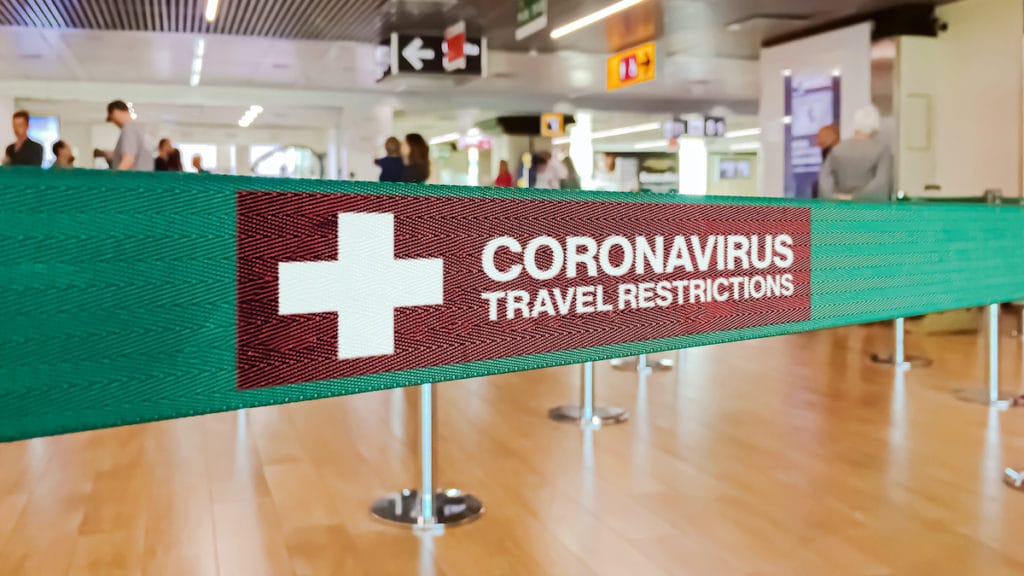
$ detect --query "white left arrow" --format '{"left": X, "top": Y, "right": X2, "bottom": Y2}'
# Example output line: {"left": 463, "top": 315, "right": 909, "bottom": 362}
{"left": 401, "top": 37, "right": 435, "bottom": 71}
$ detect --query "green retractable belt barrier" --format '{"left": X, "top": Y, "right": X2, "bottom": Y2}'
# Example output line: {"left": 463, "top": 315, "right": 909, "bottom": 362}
{"left": 2, "top": 167, "right": 1024, "bottom": 442}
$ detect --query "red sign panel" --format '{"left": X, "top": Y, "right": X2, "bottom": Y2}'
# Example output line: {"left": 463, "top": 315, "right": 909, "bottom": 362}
{"left": 236, "top": 191, "right": 811, "bottom": 389}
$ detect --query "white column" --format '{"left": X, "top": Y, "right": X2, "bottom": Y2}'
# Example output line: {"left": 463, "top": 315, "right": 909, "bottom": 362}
{"left": 215, "top": 143, "right": 233, "bottom": 175}
{"left": 341, "top": 105, "right": 394, "bottom": 182}
{"left": 326, "top": 121, "right": 340, "bottom": 180}
{"left": 678, "top": 138, "right": 709, "bottom": 195}
{"left": 569, "top": 112, "right": 594, "bottom": 189}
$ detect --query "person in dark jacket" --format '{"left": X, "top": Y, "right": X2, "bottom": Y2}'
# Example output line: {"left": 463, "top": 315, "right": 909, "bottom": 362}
{"left": 4, "top": 110, "right": 44, "bottom": 167}
{"left": 402, "top": 133, "right": 430, "bottom": 184}
{"left": 375, "top": 137, "right": 404, "bottom": 182}
{"left": 154, "top": 138, "right": 183, "bottom": 171}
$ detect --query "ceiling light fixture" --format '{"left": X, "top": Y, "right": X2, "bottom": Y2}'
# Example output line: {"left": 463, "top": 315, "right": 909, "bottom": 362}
{"left": 729, "top": 141, "right": 761, "bottom": 152}
{"left": 724, "top": 128, "right": 761, "bottom": 139}
{"left": 591, "top": 122, "right": 661, "bottom": 139}
{"left": 428, "top": 132, "right": 460, "bottom": 145}
{"left": 190, "top": 38, "right": 205, "bottom": 87}
{"left": 127, "top": 101, "right": 138, "bottom": 120}
{"left": 550, "top": 0, "right": 647, "bottom": 40}
{"left": 633, "top": 139, "right": 668, "bottom": 149}
{"left": 238, "top": 104, "right": 263, "bottom": 128}
{"left": 552, "top": 121, "right": 660, "bottom": 145}
{"left": 205, "top": 0, "right": 220, "bottom": 22}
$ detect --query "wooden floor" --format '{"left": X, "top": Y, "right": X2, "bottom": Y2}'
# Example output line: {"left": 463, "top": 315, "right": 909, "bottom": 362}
{"left": 4, "top": 320, "right": 1024, "bottom": 575}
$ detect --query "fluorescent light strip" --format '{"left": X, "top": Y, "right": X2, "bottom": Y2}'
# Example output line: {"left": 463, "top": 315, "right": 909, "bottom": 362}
{"left": 724, "top": 128, "right": 761, "bottom": 139}
{"left": 238, "top": 104, "right": 263, "bottom": 128}
{"left": 190, "top": 38, "right": 205, "bottom": 87}
{"left": 550, "top": 0, "right": 647, "bottom": 39}
{"left": 592, "top": 122, "right": 661, "bottom": 139}
{"left": 633, "top": 139, "right": 668, "bottom": 149}
{"left": 429, "top": 132, "right": 460, "bottom": 145}
{"left": 729, "top": 141, "right": 761, "bottom": 152}
{"left": 205, "top": 0, "right": 219, "bottom": 22}
{"left": 553, "top": 121, "right": 660, "bottom": 145}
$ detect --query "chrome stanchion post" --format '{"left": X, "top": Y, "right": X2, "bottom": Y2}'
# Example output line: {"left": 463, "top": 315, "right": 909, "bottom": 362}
{"left": 610, "top": 353, "right": 674, "bottom": 373}
{"left": 895, "top": 317, "right": 906, "bottom": 368}
{"left": 956, "top": 303, "right": 1012, "bottom": 408}
{"left": 580, "top": 359, "right": 594, "bottom": 424}
{"left": 549, "top": 362, "right": 628, "bottom": 427}
{"left": 371, "top": 383, "right": 483, "bottom": 529}
{"left": 419, "top": 383, "right": 435, "bottom": 527}
{"left": 870, "top": 317, "right": 931, "bottom": 368}
{"left": 988, "top": 303, "right": 999, "bottom": 404}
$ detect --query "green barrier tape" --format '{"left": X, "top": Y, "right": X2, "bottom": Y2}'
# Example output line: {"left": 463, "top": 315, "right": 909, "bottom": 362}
{"left": 2, "top": 167, "right": 1024, "bottom": 442}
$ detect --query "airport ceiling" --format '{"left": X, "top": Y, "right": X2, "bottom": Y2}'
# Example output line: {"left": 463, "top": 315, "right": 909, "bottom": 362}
{"left": 0, "top": 0, "right": 949, "bottom": 58}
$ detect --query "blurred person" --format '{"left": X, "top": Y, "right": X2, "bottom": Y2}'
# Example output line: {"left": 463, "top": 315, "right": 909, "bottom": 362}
{"left": 402, "top": 133, "right": 430, "bottom": 184}
{"left": 94, "top": 100, "right": 154, "bottom": 171}
{"left": 375, "top": 137, "right": 404, "bottom": 182}
{"left": 191, "top": 154, "right": 208, "bottom": 174}
{"left": 154, "top": 138, "right": 183, "bottom": 171}
{"left": 494, "top": 159, "right": 514, "bottom": 187}
{"left": 530, "top": 154, "right": 547, "bottom": 188}
{"left": 534, "top": 150, "right": 566, "bottom": 189}
{"left": 812, "top": 124, "right": 839, "bottom": 198}
{"left": 167, "top": 148, "right": 183, "bottom": 171}
{"left": 51, "top": 140, "right": 74, "bottom": 169}
{"left": 4, "top": 110, "right": 44, "bottom": 167}
{"left": 816, "top": 124, "right": 839, "bottom": 162}
{"left": 561, "top": 154, "right": 580, "bottom": 189}
{"left": 818, "top": 105, "right": 892, "bottom": 202}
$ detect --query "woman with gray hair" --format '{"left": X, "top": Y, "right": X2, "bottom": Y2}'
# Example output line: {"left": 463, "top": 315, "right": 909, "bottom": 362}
{"left": 818, "top": 105, "right": 893, "bottom": 202}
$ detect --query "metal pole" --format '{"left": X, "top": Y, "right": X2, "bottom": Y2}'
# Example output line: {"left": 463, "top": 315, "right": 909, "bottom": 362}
{"left": 610, "top": 354, "right": 674, "bottom": 373}
{"left": 549, "top": 362, "right": 628, "bottom": 426}
{"left": 870, "top": 317, "right": 932, "bottom": 368}
{"left": 581, "top": 361, "right": 594, "bottom": 424}
{"left": 989, "top": 303, "right": 999, "bottom": 404}
{"left": 955, "top": 303, "right": 1011, "bottom": 407}
{"left": 419, "top": 382, "right": 434, "bottom": 527}
{"left": 370, "top": 384, "right": 483, "bottom": 528}
{"left": 895, "top": 317, "right": 905, "bottom": 367}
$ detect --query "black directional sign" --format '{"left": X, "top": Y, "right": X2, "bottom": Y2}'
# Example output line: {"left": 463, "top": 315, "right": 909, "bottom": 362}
{"left": 377, "top": 32, "right": 486, "bottom": 81}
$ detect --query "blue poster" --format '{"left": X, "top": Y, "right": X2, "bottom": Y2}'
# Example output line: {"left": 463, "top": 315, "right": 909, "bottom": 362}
{"left": 784, "top": 75, "right": 840, "bottom": 199}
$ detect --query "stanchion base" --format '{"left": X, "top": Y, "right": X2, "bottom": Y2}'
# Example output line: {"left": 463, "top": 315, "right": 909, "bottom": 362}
{"left": 1005, "top": 468, "right": 1024, "bottom": 490}
{"left": 548, "top": 405, "right": 629, "bottom": 426}
{"left": 954, "top": 388, "right": 1013, "bottom": 409}
{"left": 371, "top": 489, "right": 483, "bottom": 529}
{"left": 609, "top": 357, "right": 674, "bottom": 372}
{"left": 869, "top": 353, "right": 933, "bottom": 368}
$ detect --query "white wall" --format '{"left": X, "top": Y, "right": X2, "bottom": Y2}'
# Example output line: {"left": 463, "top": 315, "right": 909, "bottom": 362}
{"left": 0, "top": 97, "right": 13, "bottom": 146}
{"left": 342, "top": 105, "right": 391, "bottom": 182}
{"left": 894, "top": 36, "right": 939, "bottom": 196}
{"left": 929, "top": 0, "right": 1021, "bottom": 198}
{"left": 758, "top": 23, "right": 873, "bottom": 197}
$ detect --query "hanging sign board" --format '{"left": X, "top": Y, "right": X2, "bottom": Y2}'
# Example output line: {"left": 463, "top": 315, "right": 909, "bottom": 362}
{"left": 516, "top": 0, "right": 548, "bottom": 40}
{"left": 378, "top": 32, "right": 486, "bottom": 80}
{"left": 540, "top": 113, "right": 565, "bottom": 138}
{"left": 607, "top": 41, "right": 656, "bottom": 91}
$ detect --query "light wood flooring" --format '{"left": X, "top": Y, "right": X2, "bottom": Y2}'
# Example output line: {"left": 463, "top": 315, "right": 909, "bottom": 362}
{"left": 4, "top": 319, "right": 1024, "bottom": 575}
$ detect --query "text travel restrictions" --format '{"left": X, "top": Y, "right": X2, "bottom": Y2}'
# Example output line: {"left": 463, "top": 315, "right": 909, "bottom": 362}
{"left": 236, "top": 191, "right": 811, "bottom": 389}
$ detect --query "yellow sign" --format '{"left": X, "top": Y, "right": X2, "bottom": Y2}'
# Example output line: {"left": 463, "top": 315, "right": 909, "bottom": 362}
{"left": 540, "top": 113, "right": 565, "bottom": 138}
{"left": 606, "top": 42, "right": 656, "bottom": 91}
